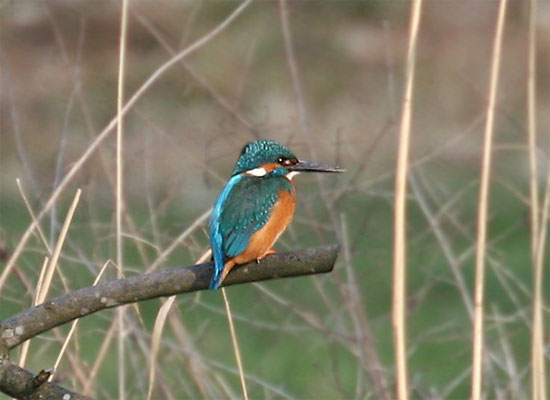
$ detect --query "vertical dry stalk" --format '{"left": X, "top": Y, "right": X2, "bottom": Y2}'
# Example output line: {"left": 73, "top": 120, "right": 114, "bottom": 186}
{"left": 18, "top": 188, "right": 81, "bottom": 367}
{"left": 471, "top": 0, "right": 508, "bottom": 399}
{"left": 36, "top": 189, "right": 82, "bottom": 306}
{"left": 392, "top": 0, "right": 423, "bottom": 399}
{"left": 527, "top": 0, "right": 540, "bottom": 264}
{"left": 147, "top": 296, "right": 177, "bottom": 400}
{"left": 18, "top": 256, "right": 49, "bottom": 368}
{"left": 221, "top": 288, "right": 249, "bottom": 400}
{"left": 532, "top": 157, "right": 549, "bottom": 400}
{"left": 116, "top": 1, "right": 129, "bottom": 398}
{"left": 527, "top": 1, "right": 547, "bottom": 399}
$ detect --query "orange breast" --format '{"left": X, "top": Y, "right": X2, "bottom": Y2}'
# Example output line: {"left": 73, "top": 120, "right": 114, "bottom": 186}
{"left": 232, "top": 188, "right": 296, "bottom": 265}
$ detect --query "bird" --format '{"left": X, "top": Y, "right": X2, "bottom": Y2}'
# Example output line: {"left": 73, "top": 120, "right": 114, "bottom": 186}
{"left": 209, "top": 140, "right": 345, "bottom": 289}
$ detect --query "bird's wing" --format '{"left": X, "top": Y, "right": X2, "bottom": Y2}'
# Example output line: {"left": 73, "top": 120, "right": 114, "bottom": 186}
{"left": 209, "top": 174, "right": 242, "bottom": 289}
{"left": 219, "top": 176, "right": 280, "bottom": 258}
{"left": 209, "top": 175, "right": 290, "bottom": 289}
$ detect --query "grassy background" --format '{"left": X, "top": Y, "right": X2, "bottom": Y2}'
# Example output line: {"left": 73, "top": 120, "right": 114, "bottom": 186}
{"left": 1, "top": 0, "right": 549, "bottom": 398}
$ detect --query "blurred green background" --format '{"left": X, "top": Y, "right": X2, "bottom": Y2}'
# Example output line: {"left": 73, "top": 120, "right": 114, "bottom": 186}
{"left": 1, "top": 0, "right": 549, "bottom": 398}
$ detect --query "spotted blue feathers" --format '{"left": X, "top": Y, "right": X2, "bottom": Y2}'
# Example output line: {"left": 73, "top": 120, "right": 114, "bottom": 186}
{"left": 233, "top": 140, "right": 297, "bottom": 175}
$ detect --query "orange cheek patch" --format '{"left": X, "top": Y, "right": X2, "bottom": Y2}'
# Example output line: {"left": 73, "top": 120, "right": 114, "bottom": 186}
{"left": 260, "top": 163, "right": 282, "bottom": 173}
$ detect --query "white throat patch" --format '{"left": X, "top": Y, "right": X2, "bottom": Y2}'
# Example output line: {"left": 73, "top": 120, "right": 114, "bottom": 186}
{"left": 286, "top": 171, "right": 300, "bottom": 180}
{"left": 246, "top": 167, "right": 267, "bottom": 177}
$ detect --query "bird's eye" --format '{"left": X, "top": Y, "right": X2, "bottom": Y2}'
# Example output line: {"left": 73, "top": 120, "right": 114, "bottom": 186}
{"left": 278, "top": 157, "right": 296, "bottom": 166}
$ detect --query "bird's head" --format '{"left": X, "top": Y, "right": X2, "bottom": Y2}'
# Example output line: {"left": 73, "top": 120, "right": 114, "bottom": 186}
{"left": 232, "top": 140, "right": 345, "bottom": 179}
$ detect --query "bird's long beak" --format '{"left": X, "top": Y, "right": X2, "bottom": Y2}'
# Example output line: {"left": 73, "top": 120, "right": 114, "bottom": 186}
{"left": 289, "top": 160, "right": 346, "bottom": 173}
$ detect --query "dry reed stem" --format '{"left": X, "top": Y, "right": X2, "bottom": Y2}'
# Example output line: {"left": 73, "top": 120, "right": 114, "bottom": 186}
{"left": 527, "top": 0, "right": 540, "bottom": 245}
{"left": 17, "top": 189, "right": 83, "bottom": 375}
{"left": 527, "top": 0, "right": 546, "bottom": 398}
{"left": 392, "top": 0, "right": 423, "bottom": 398}
{"left": 18, "top": 256, "right": 48, "bottom": 368}
{"left": 116, "top": 1, "right": 129, "bottom": 398}
{"left": 0, "top": 0, "right": 254, "bottom": 293}
{"left": 221, "top": 286, "right": 249, "bottom": 400}
{"left": 532, "top": 156, "right": 549, "bottom": 400}
{"left": 35, "top": 189, "right": 81, "bottom": 306}
{"left": 471, "top": 0, "right": 508, "bottom": 398}
{"left": 147, "top": 296, "right": 176, "bottom": 400}
{"left": 147, "top": 250, "right": 211, "bottom": 399}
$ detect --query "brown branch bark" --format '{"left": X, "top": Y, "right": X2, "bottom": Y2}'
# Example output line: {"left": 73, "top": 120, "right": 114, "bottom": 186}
{"left": 0, "top": 360, "right": 92, "bottom": 400}
{"left": 0, "top": 245, "right": 338, "bottom": 350}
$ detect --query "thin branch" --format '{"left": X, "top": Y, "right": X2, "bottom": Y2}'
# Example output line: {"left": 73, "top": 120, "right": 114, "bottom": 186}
{"left": 0, "top": 245, "right": 339, "bottom": 350}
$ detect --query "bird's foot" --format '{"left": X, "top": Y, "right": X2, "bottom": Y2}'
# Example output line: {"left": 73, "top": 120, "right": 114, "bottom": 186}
{"left": 255, "top": 249, "right": 276, "bottom": 264}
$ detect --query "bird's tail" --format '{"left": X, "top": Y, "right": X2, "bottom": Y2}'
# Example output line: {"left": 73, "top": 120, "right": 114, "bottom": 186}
{"left": 209, "top": 259, "right": 235, "bottom": 290}
{"left": 209, "top": 269, "right": 222, "bottom": 290}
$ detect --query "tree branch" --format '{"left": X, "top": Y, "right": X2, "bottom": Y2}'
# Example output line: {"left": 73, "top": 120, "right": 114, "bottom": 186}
{"left": 0, "top": 245, "right": 339, "bottom": 350}
{"left": 0, "top": 360, "right": 92, "bottom": 400}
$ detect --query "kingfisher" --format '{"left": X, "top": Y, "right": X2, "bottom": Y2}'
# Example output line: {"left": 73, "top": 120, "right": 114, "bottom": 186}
{"left": 209, "top": 140, "right": 345, "bottom": 289}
